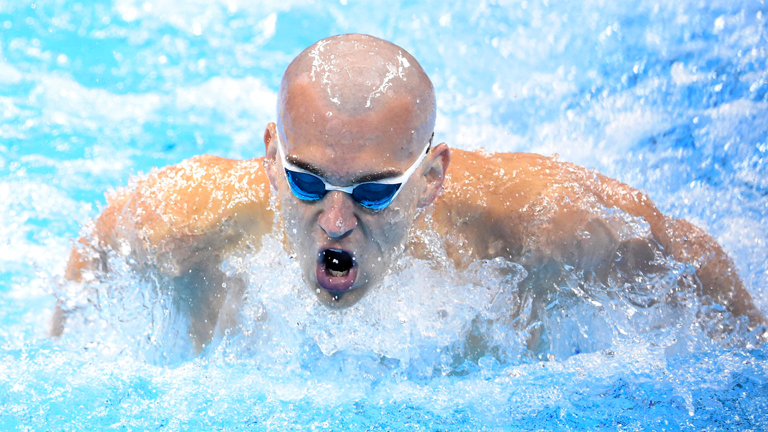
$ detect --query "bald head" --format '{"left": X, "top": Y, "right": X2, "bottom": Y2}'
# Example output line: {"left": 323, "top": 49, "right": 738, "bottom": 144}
{"left": 277, "top": 34, "right": 436, "bottom": 157}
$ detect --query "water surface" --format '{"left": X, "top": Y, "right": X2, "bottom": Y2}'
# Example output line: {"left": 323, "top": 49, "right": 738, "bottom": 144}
{"left": 1, "top": 0, "right": 767, "bottom": 430}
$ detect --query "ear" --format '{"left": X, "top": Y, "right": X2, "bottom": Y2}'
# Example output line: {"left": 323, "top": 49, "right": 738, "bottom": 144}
{"left": 264, "top": 122, "right": 279, "bottom": 190}
{"left": 417, "top": 142, "right": 450, "bottom": 208}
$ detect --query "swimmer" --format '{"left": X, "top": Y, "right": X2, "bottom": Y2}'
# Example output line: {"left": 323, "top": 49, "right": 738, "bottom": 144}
{"left": 51, "top": 34, "right": 765, "bottom": 351}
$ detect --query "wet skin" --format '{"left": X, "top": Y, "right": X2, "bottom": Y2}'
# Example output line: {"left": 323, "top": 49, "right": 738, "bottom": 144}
{"left": 52, "top": 34, "right": 765, "bottom": 350}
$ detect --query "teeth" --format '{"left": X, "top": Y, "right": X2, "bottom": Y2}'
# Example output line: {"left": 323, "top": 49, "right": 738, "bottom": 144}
{"left": 329, "top": 269, "right": 349, "bottom": 277}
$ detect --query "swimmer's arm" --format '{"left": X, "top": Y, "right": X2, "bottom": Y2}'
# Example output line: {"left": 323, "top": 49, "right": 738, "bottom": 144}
{"left": 523, "top": 171, "right": 763, "bottom": 328}
{"left": 50, "top": 191, "right": 126, "bottom": 336}
{"left": 660, "top": 217, "right": 765, "bottom": 327}
{"left": 436, "top": 151, "right": 763, "bottom": 329}
{"left": 598, "top": 176, "right": 766, "bottom": 328}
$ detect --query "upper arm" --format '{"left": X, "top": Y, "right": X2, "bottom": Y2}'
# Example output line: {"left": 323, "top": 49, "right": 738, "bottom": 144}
{"left": 661, "top": 217, "right": 764, "bottom": 327}
{"left": 595, "top": 174, "right": 764, "bottom": 327}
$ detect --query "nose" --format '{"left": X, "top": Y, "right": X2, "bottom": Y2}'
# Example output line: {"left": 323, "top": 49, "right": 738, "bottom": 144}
{"left": 318, "top": 191, "right": 358, "bottom": 239}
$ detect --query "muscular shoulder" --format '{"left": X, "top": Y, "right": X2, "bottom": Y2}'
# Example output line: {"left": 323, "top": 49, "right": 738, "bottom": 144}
{"left": 429, "top": 149, "right": 563, "bottom": 262}
{"left": 434, "top": 149, "right": 585, "bottom": 231}
{"left": 95, "top": 155, "right": 273, "bottom": 272}
{"left": 440, "top": 149, "right": 560, "bottom": 206}
{"left": 130, "top": 155, "right": 270, "bottom": 235}
{"left": 430, "top": 149, "right": 661, "bottom": 267}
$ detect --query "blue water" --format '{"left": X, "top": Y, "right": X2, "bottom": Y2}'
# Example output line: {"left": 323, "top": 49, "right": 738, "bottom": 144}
{"left": 1, "top": 0, "right": 768, "bottom": 430}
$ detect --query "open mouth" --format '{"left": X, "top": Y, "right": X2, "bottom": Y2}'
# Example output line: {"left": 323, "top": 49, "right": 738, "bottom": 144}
{"left": 315, "top": 248, "right": 358, "bottom": 293}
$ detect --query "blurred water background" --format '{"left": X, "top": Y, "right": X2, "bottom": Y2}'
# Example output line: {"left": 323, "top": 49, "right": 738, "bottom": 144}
{"left": 1, "top": 0, "right": 767, "bottom": 430}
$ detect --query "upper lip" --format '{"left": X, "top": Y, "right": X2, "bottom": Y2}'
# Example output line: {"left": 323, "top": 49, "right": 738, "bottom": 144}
{"left": 317, "top": 245, "right": 355, "bottom": 263}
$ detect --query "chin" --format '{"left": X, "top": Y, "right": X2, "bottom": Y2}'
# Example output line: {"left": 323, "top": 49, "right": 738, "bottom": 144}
{"left": 313, "top": 283, "right": 369, "bottom": 309}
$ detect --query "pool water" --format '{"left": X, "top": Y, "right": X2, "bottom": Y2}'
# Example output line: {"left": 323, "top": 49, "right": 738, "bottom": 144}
{"left": 1, "top": 0, "right": 768, "bottom": 430}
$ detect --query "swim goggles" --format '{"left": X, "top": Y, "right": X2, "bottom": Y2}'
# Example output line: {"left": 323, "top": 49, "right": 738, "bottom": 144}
{"left": 276, "top": 133, "right": 432, "bottom": 210}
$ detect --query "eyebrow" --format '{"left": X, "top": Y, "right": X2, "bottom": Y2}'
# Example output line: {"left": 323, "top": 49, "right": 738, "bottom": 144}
{"left": 287, "top": 156, "right": 404, "bottom": 184}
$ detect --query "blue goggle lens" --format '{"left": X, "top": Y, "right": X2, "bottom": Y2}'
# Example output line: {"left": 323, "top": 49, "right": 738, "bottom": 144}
{"left": 285, "top": 169, "right": 326, "bottom": 201}
{"left": 285, "top": 169, "right": 402, "bottom": 210}
{"left": 351, "top": 183, "right": 400, "bottom": 209}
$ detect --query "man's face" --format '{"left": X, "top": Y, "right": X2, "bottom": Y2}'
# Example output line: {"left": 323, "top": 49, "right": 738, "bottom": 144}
{"left": 265, "top": 80, "right": 443, "bottom": 308}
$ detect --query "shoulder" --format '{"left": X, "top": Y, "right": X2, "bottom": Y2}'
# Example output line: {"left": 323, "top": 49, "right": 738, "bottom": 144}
{"left": 129, "top": 155, "right": 270, "bottom": 233}
{"left": 429, "top": 149, "right": 573, "bottom": 263}
{"left": 96, "top": 155, "right": 273, "bottom": 272}
{"left": 441, "top": 148, "right": 654, "bottom": 215}
{"left": 437, "top": 149, "right": 582, "bottom": 219}
{"left": 430, "top": 148, "right": 662, "bottom": 267}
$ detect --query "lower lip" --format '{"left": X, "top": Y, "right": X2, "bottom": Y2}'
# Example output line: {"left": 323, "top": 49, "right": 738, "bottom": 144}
{"left": 315, "top": 261, "right": 358, "bottom": 293}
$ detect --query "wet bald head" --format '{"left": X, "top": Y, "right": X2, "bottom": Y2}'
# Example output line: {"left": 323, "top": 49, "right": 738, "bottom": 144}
{"left": 266, "top": 35, "right": 450, "bottom": 309}
{"left": 277, "top": 34, "right": 436, "bottom": 160}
